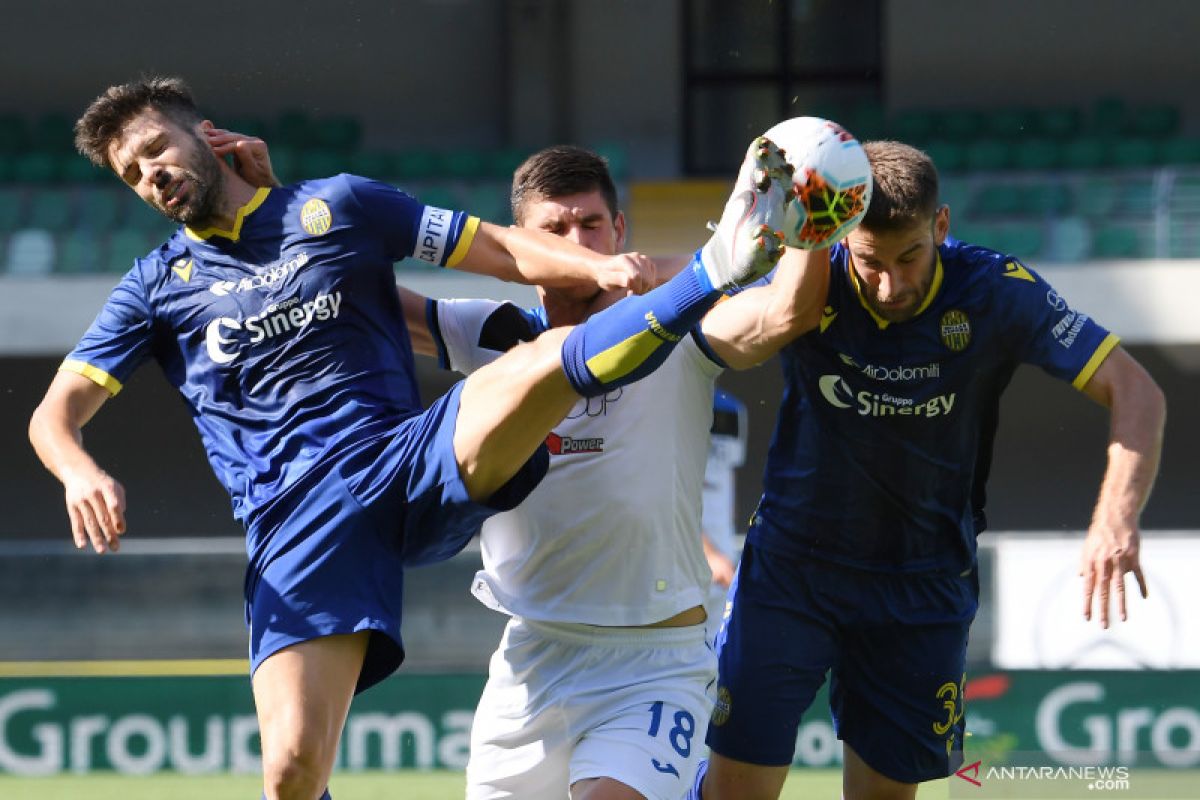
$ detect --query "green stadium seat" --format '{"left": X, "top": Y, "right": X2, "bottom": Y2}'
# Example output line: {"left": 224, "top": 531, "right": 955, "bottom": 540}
{"left": 107, "top": 228, "right": 155, "bottom": 271}
{"left": 0, "top": 154, "right": 14, "bottom": 183}
{"left": 1124, "top": 105, "right": 1180, "bottom": 138}
{"left": 973, "top": 183, "right": 1024, "bottom": 217}
{"left": 27, "top": 188, "right": 74, "bottom": 230}
{"left": 393, "top": 150, "right": 442, "bottom": 180}
{"left": 986, "top": 108, "right": 1034, "bottom": 139}
{"left": 463, "top": 183, "right": 510, "bottom": 225}
{"left": 275, "top": 110, "right": 312, "bottom": 148}
{"left": 0, "top": 187, "right": 25, "bottom": 230}
{"left": 1026, "top": 182, "right": 1072, "bottom": 216}
{"left": 488, "top": 148, "right": 528, "bottom": 180}
{"left": 77, "top": 188, "right": 125, "bottom": 230}
{"left": 220, "top": 116, "right": 269, "bottom": 141}
{"left": 1091, "top": 225, "right": 1142, "bottom": 259}
{"left": 1074, "top": 178, "right": 1120, "bottom": 218}
{"left": 1108, "top": 138, "right": 1158, "bottom": 169}
{"left": 1168, "top": 219, "right": 1200, "bottom": 259}
{"left": 940, "top": 109, "right": 985, "bottom": 140}
{"left": 1170, "top": 176, "right": 1200, "bottom": 213}
{"left": 298, "top": 149, "right": 345, "bottom": 180}
{"left": 1160, "top": 137, "right": 1200, "bottom": 166}
{"left": 950, "top": 222, "right": 1000, "bottom": 250}
{"left": 59, "top": 156, "right": 108, "bottom": 184}
{"left": 0, "top": 115, "right": 28, "bottom": 154}
{"left": 1035, "top": 107, "right": 1082, "bottom": 138}
{"left": 56, "top": 230, "right": 105, "bottom": 274}
{"left": 348, "top": 150, "right": 397, "bottom": 181}
{"left": 407, "top": 184, "right": 461, "bottom": 212}
{"left": 889, "top": 109, "right": 937, "bottom": 141}
{"left": 441, "top": 150, "right": 488, "bottom": 180}
{"left": 4, "top": 228, "right": 56, "bottom": 275}
{"left": 922, "top": 140, "right": 966, "bottom": 173}
{"left": 996, "top": 223, "right": 1044, "bottom": 258}
{"left": 1060, "top": 138, "right": 1106, "bottom": 170}
{"left": 32, "top": 114, "right": 75, "bottom": 154}
{"left": 1090, "top": 96, "right": 1126, "bottom": 137}
{"left": 1044, "top": 217, "right": 1092, "bottom": 262}
{"left": 309, "top": 116, "right": 362, "bottom": 152}
{"left": 1011, "top": 138, "right": 1060, "bottom": 170}
{"left": 963, "top": 139, "right": 1010, "bottom": 171}
{"left": 266, "top": 145, "right": 300, "bottom": 184}
{"left": 846, "top": 101, "right": 886, "bottom": 141}
{"left": 939, "top": 177, "right": 973, "bottom": 217}
{"left": 1112, "top": 177, "right": 1156, "bottom": 216}
{"left": 11, "top": 152, "right": 59, "bottom": 183}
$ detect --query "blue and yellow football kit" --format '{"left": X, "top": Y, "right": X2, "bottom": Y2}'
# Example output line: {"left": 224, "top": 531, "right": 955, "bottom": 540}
{"left": 707, "top": 237, "right": 1119, "bottom": 780}
{"left": 62, "top": 175, "right": 546, "bottom": 692}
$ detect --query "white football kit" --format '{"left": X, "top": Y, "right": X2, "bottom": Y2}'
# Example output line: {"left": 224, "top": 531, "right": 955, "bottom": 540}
{"left": 430, "top": 298, "right": 722, "bottom": 800}
{"left": 700, "top": 391, "right": 747, "bottom": 642}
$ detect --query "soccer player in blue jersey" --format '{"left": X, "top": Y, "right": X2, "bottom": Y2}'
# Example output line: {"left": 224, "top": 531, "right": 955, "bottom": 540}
{"left": 26, "top": 76, "right": 793, "bottom": 800}
{"left": 694, "top": 140, "right": 1167, "bottom": 800}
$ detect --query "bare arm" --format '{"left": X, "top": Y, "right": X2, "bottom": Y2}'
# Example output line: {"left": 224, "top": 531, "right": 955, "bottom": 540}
{"left": 28, "top": 372, "right": 127, "bottom": 553}
{"left": 1077, "top": 346, "right": 1167, "bottom": 627}
{"left": 699, "top": 246, "right": 830, "bottom": 370}
{"left": 454, "top": 222, "right": 657, "bottom": 295}
{"left": 397, "top": 284, "right": 437, "bottom": 358}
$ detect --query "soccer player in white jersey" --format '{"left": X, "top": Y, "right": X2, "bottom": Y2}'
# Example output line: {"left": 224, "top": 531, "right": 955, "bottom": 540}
{"left": 402, "top": 145, "right": 833, "bottom": 800}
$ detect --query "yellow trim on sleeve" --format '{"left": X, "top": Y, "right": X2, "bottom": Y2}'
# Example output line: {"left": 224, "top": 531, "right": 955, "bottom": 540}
{"left": 584, "top": 329, "right": 665, "bottom": 383}
{"left": 0, "top": 659, "right": 248, "bottom": 678}
{"left": 185, "top": 187, "right": 271, "bottom": 242}
{"left": 1072, "top": 332, "right": 1121, "bottom": 390}
{"left": 59, "top": 359, "right": 123, "bottom": 396}
{"left": 444, "top": 215, "right": 481, "bottom": 269}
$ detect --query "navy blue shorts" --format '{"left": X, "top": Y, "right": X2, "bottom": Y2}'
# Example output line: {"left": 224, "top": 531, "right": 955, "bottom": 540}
{"left": 706, "top": 542, "right": 978, "bottom": 783}
{"left": 244, "top": 381, "right": 548, "bottom": 693}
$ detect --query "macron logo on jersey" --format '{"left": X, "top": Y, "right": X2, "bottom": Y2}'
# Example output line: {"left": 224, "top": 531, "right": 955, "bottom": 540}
{"left": 205, "top": 291, "right": 343, "bottom": 365}
{"left": 415, "top": 206, "right": 455, "bottom": 265}
{"left": 545, "top": 431, "right": 604, "bottom": 455}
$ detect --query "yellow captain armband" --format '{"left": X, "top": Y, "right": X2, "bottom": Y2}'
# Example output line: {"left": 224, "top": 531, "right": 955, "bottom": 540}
{"left": 444, "top": 215, "right": 481, "bottom": 269}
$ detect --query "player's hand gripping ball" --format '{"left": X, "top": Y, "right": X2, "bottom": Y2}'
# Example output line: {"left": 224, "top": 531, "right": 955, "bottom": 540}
{"left": 761, "top": 116, "right": 872, "bottom": 250}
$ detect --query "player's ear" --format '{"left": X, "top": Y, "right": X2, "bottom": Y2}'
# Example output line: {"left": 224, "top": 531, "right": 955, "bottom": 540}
{"left": 933, "top": 203, "right": 950, "bottom": 245}
{"left": 613, "top": 210, "right": 627, "bottom": 250}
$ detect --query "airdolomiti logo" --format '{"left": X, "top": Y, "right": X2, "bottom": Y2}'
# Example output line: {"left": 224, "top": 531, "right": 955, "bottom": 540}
{"left": 838, "top": 353, "right": 940, "bottom": 382}
{"left": 205, "top": 292, "right": 343, "bottom": 365}
{"left": 210, "top": 252, "right": 310, "bottom": 296}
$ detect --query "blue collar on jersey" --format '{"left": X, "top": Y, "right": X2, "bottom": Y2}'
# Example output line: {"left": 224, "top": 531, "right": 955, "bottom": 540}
{"left": 184, "top": 187, "right": 272, "bottom": 243}
{"left": 846, "top": 251, "right": 944, "bottom": 330}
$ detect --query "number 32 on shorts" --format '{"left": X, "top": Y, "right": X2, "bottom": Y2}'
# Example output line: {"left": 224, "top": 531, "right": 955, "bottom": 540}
{"left": 932, "top": 673, "right": 966, "bottom": 755}
{"left": 646, "top": 700, "right": 696, "bottom": 778}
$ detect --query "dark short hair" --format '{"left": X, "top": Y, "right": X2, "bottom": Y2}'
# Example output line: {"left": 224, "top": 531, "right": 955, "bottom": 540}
{"left": 860, "top": 140, "right": 940, "bottom": 231}
{"left": 75, "top": 76, "right": 204, "bottom": 168}
{"left": 511, "top": 145, "right": 619, "bottom": 224}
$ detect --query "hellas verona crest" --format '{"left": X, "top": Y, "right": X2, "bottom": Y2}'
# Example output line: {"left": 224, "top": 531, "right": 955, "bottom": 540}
{"left": 300, "top": 198, "right": 332, "bottom": 235}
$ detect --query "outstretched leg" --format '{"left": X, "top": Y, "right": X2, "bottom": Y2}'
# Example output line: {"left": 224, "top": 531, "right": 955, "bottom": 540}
{"left": 455, "top": 137, "right": 792, "bottom": 501}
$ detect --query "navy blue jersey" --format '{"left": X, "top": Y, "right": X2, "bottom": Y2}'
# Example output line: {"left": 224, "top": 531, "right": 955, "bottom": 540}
{"left": 751, "top": 237, "right": 1119, "bottom": 573}
{"left": 63, "top": 175, "right": 478, "bottom": 525}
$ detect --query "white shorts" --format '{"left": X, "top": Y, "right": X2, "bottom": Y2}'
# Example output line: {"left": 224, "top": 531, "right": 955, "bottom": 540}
{"left": 466, "top": 616, "right": 717, "bottom": 800}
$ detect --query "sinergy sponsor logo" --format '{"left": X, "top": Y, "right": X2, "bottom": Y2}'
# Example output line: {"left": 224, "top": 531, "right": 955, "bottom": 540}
{"left": 205, "top": 291, "right": 343, "bottom": 365}
{"left": 817, "top": 375, "right": 956, "bottom": 417}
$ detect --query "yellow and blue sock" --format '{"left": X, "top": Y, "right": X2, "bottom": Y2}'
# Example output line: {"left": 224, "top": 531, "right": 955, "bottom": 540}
{"left": 561, "top": 250, "right": 718, "bottom": 397}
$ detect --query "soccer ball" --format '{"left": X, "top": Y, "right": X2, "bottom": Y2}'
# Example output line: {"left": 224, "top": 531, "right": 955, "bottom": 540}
{"left": 762, "top": 116, "right": 872, "bottom": 250}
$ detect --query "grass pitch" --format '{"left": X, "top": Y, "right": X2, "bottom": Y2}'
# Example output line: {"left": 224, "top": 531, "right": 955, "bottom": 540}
{"left": 0, "top": 769, "right": 867, "bottom": 800}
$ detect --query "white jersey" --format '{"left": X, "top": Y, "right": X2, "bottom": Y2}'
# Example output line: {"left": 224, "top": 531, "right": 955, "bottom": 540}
{"left": 431, "top": 298, "right": 722, "bottom": 625}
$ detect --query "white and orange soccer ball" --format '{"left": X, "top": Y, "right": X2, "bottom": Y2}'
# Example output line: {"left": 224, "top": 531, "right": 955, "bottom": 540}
{"left": 762, "top": 116, "right": 873, "bottom": 250}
